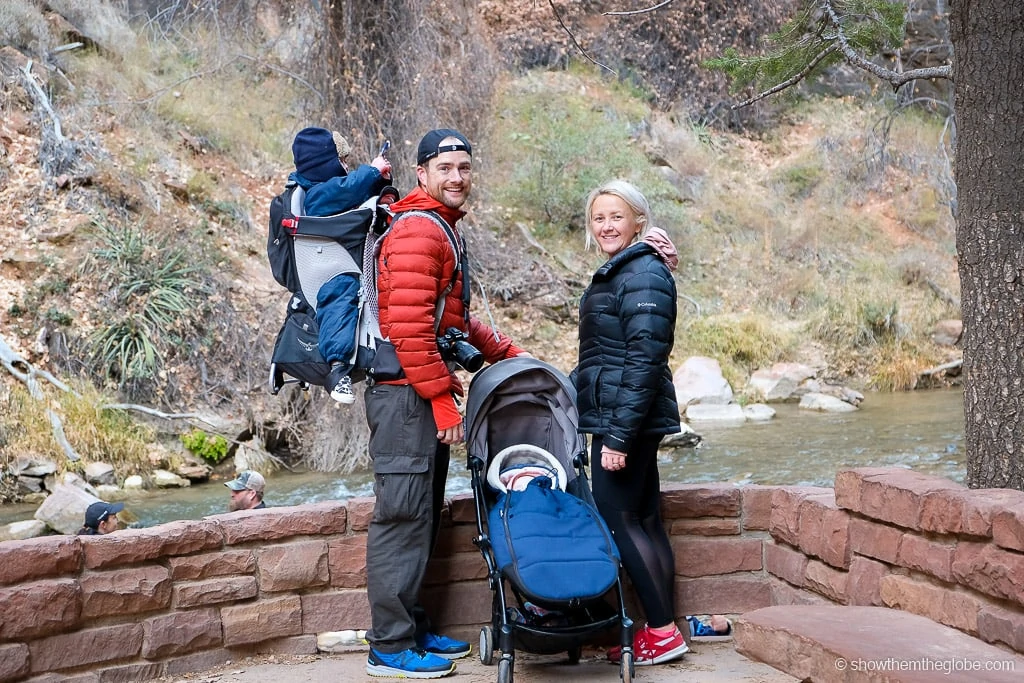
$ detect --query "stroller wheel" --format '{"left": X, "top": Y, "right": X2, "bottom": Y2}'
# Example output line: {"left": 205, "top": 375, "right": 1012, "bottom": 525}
{"left": 497, "top": 656, "right": 513, "bottom": 683}
{"left": 620, "top": 650, "right": 634, "bottom": 683}
{"left": 567, "top": 645, "right": 581, "bottom": 664}
{"left": 479, "top": 626, "right": 494, "bottom": 666}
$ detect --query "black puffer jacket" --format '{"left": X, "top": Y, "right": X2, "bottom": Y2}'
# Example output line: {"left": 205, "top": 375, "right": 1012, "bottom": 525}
{"left": 572, "top": 241, "right": 680, "bottom": 451}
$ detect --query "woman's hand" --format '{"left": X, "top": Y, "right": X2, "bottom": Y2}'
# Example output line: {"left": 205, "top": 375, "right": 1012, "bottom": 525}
{"left": 601, "top": 445, "right": 627, "bottom": 471}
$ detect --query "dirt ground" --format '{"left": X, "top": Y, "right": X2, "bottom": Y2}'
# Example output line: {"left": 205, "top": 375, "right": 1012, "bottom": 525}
{"left": 148, "top": 641, "right": 797, "bottom": 683}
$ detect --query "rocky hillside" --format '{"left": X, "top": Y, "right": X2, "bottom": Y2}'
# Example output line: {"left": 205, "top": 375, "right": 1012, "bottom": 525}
{"left": 0, "top": 1, "right": 961, "bottom": 485}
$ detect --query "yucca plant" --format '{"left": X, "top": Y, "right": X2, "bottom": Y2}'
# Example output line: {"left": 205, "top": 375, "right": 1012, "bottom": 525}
{"left": 83, "top": 219, "right": 209, "bottom": 395}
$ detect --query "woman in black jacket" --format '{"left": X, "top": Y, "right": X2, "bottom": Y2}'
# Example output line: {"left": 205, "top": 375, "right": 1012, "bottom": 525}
{"left": 572, "top": 180, "right": 685, "bottom": 666}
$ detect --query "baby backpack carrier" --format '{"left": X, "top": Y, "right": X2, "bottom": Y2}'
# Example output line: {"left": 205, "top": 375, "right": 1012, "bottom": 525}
{"left": 267, "top": 182, "right": 393, "bottom": 395}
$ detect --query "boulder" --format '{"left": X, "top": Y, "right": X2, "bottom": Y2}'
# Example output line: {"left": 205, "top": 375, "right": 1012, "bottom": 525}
{"left": 685, "top": 403, "right": 746, "bottom": 422}
{"left": 34, "top": 483, "right": 99, "bottom": 534}
{"left": 799, "top": 392, "right": 858, "bottom": 413}
{"left": 152, "top": 469, "right": 191, "bottom": 488}
{"left": 674, "top": 356, "right": 734, "bottom": 407}
{"left": 743, "top": 403, "right": 776, "bottom": 421}
{"left": 84, "top": 461, "right": 117, "bottom": 486}
{"left": 0, "top": 519, "right": 48, "bottom": 541}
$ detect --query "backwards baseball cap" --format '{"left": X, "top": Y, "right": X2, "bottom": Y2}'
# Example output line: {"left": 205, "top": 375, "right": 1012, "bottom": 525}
{"left": 224, "top": 470, "right": 265, "bottom": 493}
{"left": 416, "top": 128, "right": 472, "bottom": 165}
{"left": 84, "top": 501, "right": 124, "bottom": 529}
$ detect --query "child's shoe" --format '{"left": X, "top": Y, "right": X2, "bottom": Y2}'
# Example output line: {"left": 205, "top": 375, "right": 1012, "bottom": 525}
{"left": 329, "top": 374, "right": 355, "bottom": 404}
{"left": 687, "top": 615, "right": 733, "bottom": 642}
{"left": 607, "top": 624, "right": 688, "bottom": 665}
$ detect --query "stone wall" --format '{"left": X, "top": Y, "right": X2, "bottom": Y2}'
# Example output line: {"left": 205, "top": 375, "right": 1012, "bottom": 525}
{"left": 1, "top": 467, "right": 1023, "bottom": 681}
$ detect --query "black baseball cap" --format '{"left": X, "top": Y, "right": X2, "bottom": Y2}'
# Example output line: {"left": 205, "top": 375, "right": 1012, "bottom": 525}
{"left": 416, "top": 128, "right": 472, "bottom": 165}
{"left": 85, "top": 501, "right": 124, "bottom": 529}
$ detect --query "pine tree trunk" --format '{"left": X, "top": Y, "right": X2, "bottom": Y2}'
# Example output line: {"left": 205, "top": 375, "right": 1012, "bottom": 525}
{"left": 950, "top": 1, "right": 1024, "bottom": 489}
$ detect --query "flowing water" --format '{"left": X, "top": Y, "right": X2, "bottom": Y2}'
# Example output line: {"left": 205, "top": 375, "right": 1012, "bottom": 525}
{"left": 0, "top": 389, "right": 965, "bottom": 529}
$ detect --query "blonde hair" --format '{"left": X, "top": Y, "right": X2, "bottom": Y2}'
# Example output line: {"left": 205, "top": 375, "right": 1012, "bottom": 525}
{"left": 583, "top": 179, "right": 652, "bottom": 250}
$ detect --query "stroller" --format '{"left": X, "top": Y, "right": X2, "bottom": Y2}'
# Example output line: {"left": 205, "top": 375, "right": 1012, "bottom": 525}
{"left": 466, "top": 357, "right": 635, "bottom": 683}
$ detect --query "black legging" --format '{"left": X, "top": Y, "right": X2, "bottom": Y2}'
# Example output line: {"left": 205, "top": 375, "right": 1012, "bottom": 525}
{"left": 590, "top": 434, "right": 676, "bottom": 627}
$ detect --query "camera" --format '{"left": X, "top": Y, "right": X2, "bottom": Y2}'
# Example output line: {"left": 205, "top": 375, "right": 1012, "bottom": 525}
{"left": 437, "top": 327, "right": 484, "bottom": 373}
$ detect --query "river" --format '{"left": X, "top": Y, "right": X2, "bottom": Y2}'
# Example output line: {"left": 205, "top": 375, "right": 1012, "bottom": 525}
{"left": 0, "top": 389, "right": 965, "bottom": 528}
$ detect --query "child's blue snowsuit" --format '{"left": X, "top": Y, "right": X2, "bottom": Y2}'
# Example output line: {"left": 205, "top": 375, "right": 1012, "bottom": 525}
{"left": 290, "top": 164, "right": 387, "bottom": 372}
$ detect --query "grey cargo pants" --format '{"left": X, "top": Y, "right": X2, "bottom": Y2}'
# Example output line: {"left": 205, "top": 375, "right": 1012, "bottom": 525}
{"left": 363, "top": 382, "right": 450, "bottom": 653}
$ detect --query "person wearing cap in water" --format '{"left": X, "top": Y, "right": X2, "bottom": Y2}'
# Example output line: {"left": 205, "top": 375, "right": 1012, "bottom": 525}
{"left": 224, "top": 470, "right": 267, "bottom": 511}
{"left": 361, "top": 128, "right": 531, "bottom": 679}
{"left": 77, "top": 500, "right": 124, "bottom": 535}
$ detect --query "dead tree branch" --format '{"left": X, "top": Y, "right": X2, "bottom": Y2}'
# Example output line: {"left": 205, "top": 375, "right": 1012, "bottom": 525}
{"left": 547, "top": 0, "right": 616, "bottom": 74}
{"left": 0, "top": 335, "right": 81, "bottom": 462}
{"left": 605, "top": 0, "right": 674, "bottom": 16}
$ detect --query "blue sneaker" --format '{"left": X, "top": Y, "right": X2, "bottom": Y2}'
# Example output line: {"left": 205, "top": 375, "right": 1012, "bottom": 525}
{"left": 686, "top": 615, "right": 733, "bottom": 641}
{"left": 417, "top": 632, "right": 472, "bottom": 660}
{"left": 366, "top": 647, "right": 455, "bottom": 678}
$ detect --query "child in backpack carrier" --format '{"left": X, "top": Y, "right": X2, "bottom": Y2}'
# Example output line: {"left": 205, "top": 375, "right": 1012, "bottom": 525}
{"left": 290, "top": 127, "right": 392, "bottom": 404}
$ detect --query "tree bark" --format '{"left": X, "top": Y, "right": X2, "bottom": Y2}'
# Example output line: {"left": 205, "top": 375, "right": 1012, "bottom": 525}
{"left": 950, "top": 1, "right": 1024, "bottom": 489}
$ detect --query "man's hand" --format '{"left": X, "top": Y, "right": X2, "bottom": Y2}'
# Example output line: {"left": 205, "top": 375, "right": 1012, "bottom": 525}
{"left": 438, "top": 422, "right": 464, "bottom": 445}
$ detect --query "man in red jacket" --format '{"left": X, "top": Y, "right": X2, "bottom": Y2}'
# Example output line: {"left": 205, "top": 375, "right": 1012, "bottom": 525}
{"left": 364, "top": 129, "right": 529, "bottom": 679}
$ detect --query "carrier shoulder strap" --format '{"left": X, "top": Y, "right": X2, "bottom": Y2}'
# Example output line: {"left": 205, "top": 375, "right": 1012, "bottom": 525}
{"left": 389, "top": 209, "right": 467, "bottom": 332}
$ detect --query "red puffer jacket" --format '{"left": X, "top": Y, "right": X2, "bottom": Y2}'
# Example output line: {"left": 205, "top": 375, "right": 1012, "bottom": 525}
{"left": 379, "top": 186, "right": 525, "bottom": 430}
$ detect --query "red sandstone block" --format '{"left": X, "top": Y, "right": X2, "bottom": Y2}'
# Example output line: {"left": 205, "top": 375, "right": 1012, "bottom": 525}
{"left": 804, "top": 559, "right": 848, "bottom": 604}
{"left": 837, "top": 468, "right": 966, "bottom": 531}
{"left": 674, "top": 537, "right": 763, "bottom": 577}
{"left": 95, "top": 661, "right": 163, "bottom": 682}
{"left": 257, "top": 540, "right": 329, "bottom": 592}
{"left": 425, "top": 551, "right": 488, "bottom": 585}
{"left": 221, "top": 595, "right": 302, "bottom": 647}
{"left": 977, "top": 602, "right": 1024, "bottom": 652}
{"left": 919, "top": 488, "right": 970, "bottom": 534}
{"left": 797, "top": 496, "right": 850, "bottom": 570}
{"left": 168, "top": 549, "right": 255, "bottom": 581}
{"left": 421, "top": 580, "right": 492, "bottom": 627}
{"left": 676, "top": 576, "right": 773, "bottom": 615}
{"left": 834, "top": 466, "right": 906, "bottom": 511}
{"left": 449, "top": 493, "right": 476, "bottom": 524}
{"left": 846, "top": 556, "right": 889, "bottom": 606}
{"left": 210, "top": 502, "right": 347, "bottom": 546}
{"left": 879, "top": 573, "right": 981, "bottom": 633}
{"left": 82, "top": 521, "right": 223, "bottom": 570}
{"left": 769, "top": 577, "right": 833, "bottom": 606}
{"left": 668, "top": 517, "right": 741, "bottom": 536}
{"left": 764, "top": 541, "right": 807, "bottom": 587}
{"left": 161, "top": 648, "right": 234, "bottom": 677}
{"left": 660, "top": 483, "right": 741, "bottom": 519}
{"left": 952, "top": 541, "right": 1024, "bottom": 606}
{"left": 328, "top": 536, "right": 367, "bottom": 588}
{"left": 992, "top": 502, "right": 1024, "bottom": 552}
{"left": 0, "top": 536, "right": 81, "bottom": 586}
{"left": 174, "top": 575, "right": 257, "bottom": 609}
{"left": 768, "top": 487, "right": 833, "bottom": 547}
{"left": 0, "top": 643, "right": 29, "bottom": 681}
{"left": 434, "top": 523, "right": 479, "bottom": 556}
{"left": 301, "top": 590, "right": 370, "bottom": 633}
{"left": 0, "top": 579, "right": 81, "bottom": 640}
{"left": 346, "top": 497, "right": 375, "bottom": 531}
{"left": 81, "top": 565, "right": 172, "bottom": 618}
{"left": 141, "top": 607, "right": 221, "bottom": 659}
{"left": 29, "top": 623, "right": 143, "bottom": 673}
{"left": 965, "top": 490, "right": 1024, "bottom": 539}
{"left": 740, "top": 485, "right": 777, "bottom": 531}
{"left": 895, "top": 533, "right": 954, "bottom": 583}
{"left": 22, "top": 673, "right": 98, "bottom": 682}
{"left": 246, "top": 634, "right": 318, "bottom": 655}
{"left": 848, "top": 517, "right": 902, "bottom": 564}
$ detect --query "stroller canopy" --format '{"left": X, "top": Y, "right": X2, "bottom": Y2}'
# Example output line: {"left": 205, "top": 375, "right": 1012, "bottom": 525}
{"left": 466, "top": 357, "right": 586, "bottom": 493}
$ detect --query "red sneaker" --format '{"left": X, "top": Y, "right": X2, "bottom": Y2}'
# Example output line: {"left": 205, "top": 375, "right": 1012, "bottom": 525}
{"left": 607, "top": 626, "right": 688, "bottom": 666}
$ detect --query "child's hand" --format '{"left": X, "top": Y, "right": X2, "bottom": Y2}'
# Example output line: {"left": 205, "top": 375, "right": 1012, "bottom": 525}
{"left": 371, "top": 155, "right": 392, "bottom": 179}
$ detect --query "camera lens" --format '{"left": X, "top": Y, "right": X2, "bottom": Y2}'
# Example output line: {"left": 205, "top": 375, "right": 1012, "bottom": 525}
{"left": 453, "top": 340, "right": 484, "bottom": 373}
